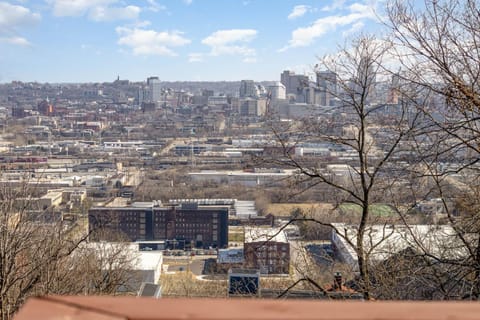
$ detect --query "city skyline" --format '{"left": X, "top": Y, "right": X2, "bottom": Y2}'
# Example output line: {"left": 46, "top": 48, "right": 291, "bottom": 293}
{"left": 0, "top": 0, "right": 383, "bottom": 83}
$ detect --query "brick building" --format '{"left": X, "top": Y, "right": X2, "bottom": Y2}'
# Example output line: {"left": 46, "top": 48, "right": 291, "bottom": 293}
{"left": 88, "top": 200, "right": 229, "bottom": 248}
{"left": 37, "top": 99, "right": 55, "bottom": 116}
{"left": 243, "top": 227, "right": 290, "bottom": 274}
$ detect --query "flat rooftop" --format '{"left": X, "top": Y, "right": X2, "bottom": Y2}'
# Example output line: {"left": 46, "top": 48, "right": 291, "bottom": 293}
{"left": 244, "top": 227, "right": 288, "bottom": 243}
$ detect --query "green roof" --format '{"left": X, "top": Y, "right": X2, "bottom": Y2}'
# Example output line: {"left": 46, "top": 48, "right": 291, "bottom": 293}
{"left": 338, "top": 203, "right": 396, "bottom": 217}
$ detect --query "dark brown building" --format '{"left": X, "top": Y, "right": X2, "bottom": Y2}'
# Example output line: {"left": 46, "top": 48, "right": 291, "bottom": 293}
{"left": 37, "top": 100, "right": 55, "bottom": 116}
{"left": 88, "top": 201, "right": 228, "bottom": 248}
{"left": 243, "top": 227, "right": 290, "bottom": 274}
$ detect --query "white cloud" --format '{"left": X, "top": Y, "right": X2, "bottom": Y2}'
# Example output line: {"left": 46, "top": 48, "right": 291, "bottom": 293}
{"left": 131, "top": 20, "right": 151, "bottom": 28}
{"left": 202, "top": 29, "right": 257, "bottom": 58}
{"left": 202, "top": 29, "right": 257, "bottom": 46}
{"left": 322, "top": 0, "right": 346, "bottom": 12}
{"left": 183, "top": 0, "right": 192, "bottom": 5}
{"left": 0, "top": 2, "right": 40, "bottom": 46}
{"left": 89, "top": 5, "right": 140, "bottom": 21}
{"left": 188, "top": 53, "right": 203, "bottom": 63}
{"left": 342, "top": 21, "right": 365, "bottom": 37}
{"left": 0, "top": 2, "right": 41, "bottom": 28}
{"left": 280, "top": 2, "right": 376, "bottom": 51}
{"left": 145, "top": 0, "right": 166, "bottom": 12}
{"left": 48, "top": 0, "right": 140, "bottom": 21}
{"left": 0, "top": 36, "right": 30, "bottom": 46}
{"left": 48, "top": 0, "right": 115, "bottom": 16}
{"left": 116, "top": 26, "right": 191, "bottom": 56}
{"left": 287, "top": 5, "right": 310, "bottom": 20}
{"left": 242, "top": 57, "right": 257, "bottom": 63}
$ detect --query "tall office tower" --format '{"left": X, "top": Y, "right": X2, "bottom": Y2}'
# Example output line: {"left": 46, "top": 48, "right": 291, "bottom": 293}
{"left": 239, "top": 80, "right": 258, "bottom": 98}
{"left": 316, "top": 71, "right": 337, "bottom": 106}
{"left": 357, "top": 55, "right": 376, "bottom": 101}
{"left": 137, "top": 86, "right": 149, "bottom": 105}
{"left": 147, "top": 76, "right": 162, "bottom": 102}
{"left": 280, "top": 70, "right": 309, "bottom": 96}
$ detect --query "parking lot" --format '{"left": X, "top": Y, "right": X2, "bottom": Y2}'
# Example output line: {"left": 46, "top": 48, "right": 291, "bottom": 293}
{"left": 163, "top": 255, "right": 217, "bottom": 276}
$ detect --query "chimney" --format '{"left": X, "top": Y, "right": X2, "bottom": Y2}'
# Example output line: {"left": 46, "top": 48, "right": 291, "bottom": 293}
{"left": 334, "top": 272, "right": 342, "bottom": 290}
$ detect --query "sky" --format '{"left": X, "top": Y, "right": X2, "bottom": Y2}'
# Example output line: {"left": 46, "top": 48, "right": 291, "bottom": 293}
{"left": 0, "top": 0, "right": 385, "bottom": 83}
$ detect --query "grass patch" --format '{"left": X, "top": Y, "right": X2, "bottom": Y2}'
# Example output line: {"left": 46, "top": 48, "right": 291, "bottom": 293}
{"left": 228, "top": 232, "right": 244, "bottom": 242}
{"left": 266, "top": 203, "right": 333, "bottom": 217}
{"left": 339, "top": 203, "right": 396, "bottom": 217}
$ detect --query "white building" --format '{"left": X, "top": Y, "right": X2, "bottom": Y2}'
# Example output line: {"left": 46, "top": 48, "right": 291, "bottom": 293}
{"left": 239, "top": 80, "right": 258, "bottom": 98}
{"left": 218, "top": 248, "right": 244, "bottom": 264}
{"left": 103, "top": 141, "right": 147, "bottom": 153}
{"left": 83, "top": 242, "right": 163, "bottom": 285}
{"left": 208, "top": 96, "right": 229, "bottom": 106}
{"left": 267, "top": 82, "right": 286, "bottom": 100}
{"left": 331, "top": 223, "right": 468, "bottom": 270}
{"left": 189, "top": 169, "right": 296, "bottom": 187}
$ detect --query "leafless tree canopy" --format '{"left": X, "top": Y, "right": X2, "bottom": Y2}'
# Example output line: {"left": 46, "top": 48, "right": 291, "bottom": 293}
{"left": 0, "top": 182, "right": 136, "bottom": 319}
{"left": 261, "top": 0, "right": 480, "bottom": 300}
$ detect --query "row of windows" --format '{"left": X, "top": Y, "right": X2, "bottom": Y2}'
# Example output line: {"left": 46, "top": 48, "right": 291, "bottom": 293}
{"left": 256, "top": 252, "right": 289, "bottom": 258}
{"left": 254, "top": 245, "right": 289, "bottom": 252}
{"left": 256, "top": 259, "right": 288, "bottom": 265}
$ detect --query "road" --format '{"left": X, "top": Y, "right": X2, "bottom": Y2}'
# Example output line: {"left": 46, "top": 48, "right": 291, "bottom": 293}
{"left": 163, "top": 255, "right": 216, "bottom": 276}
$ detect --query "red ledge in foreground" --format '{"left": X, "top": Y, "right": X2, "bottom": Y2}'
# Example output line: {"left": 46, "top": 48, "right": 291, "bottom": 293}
{"left": 15, "top": 296, "right": 480, "bottom": 320}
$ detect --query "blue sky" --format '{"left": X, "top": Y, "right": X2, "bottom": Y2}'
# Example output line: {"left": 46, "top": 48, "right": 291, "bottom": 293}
{"left": 0, "top": 0, "right": 384, "bottom": 83}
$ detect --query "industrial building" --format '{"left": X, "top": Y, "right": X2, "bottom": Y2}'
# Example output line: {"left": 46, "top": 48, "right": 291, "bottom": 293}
{"left": 88, "top": 200, "right": 229, "bottom": 248}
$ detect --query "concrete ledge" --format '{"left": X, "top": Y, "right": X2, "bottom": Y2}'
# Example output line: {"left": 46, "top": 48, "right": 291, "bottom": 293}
{"left": 15, "top": 296, "right": 480, "bottom": 320}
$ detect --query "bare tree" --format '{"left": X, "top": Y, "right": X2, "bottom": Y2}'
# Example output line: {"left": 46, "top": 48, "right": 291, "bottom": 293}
{"left": 385, "top": 0, "right": 480, "bottom": 300}
{"left": 261, "top": 36, "right": 420, "bottom": 299}
{"left": 0, "top": 181, "right": 136, "bottom": 319}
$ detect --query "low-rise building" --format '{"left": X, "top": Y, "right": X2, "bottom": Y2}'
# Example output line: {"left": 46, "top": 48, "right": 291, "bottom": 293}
{"left": 331, "top": 223, "right": 468, "bottom": 270}
{"left": 83, "top": 242, "right": 163, "bottom": 290}
{"left": 244, "top": 227, "right": 290, "bottom": 274}
{"left": 189, "top": 169, "right": 296, "bottom": 187}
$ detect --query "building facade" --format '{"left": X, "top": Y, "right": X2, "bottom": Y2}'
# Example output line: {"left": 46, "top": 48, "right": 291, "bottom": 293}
{"left": 267, "top": 82, "right": 286, "bottom": 100}
{"left": 239, "top": 80, "right": 258, "bottom": 98}
{"left": 233, "top": 98, "right": 267, "bottom": 116}
{"left": 243, "top": 227, "right": 290, "bottom": 274}
{"left": 316, "top": 71, "right": 337, "bottom": 106}
{"left": 89, "top": 201, "right": 229, "bottom": 248}
{"left": 147, "top": 76, "right": 162, "bottom": 102}
{"left": 280, "top": 70, "right": 309, "bottom": 96}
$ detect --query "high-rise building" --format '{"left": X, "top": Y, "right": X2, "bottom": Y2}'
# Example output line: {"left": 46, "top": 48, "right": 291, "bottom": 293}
{"left": 316, "top": 71, "right": 337, "bottom": 106}
{"left": 239, "top": 80, "right": 258, "bottom": 98}
{"left": 387, "top": 73, "right": 401, "bottom": 104}
{"left": 280, "top": 70, "right": 309, "bottom": 96}
{"left": 233, "top": 98, "right": 267, "bottom": 116}
{"left": 137, "top": 86, "right": 147, "bottom": 105}
{"left": 147, "top": 76, "right": 162, "bottom": 102}
{"left": 356, "top": 56, "right": 376, "bottom": 102}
